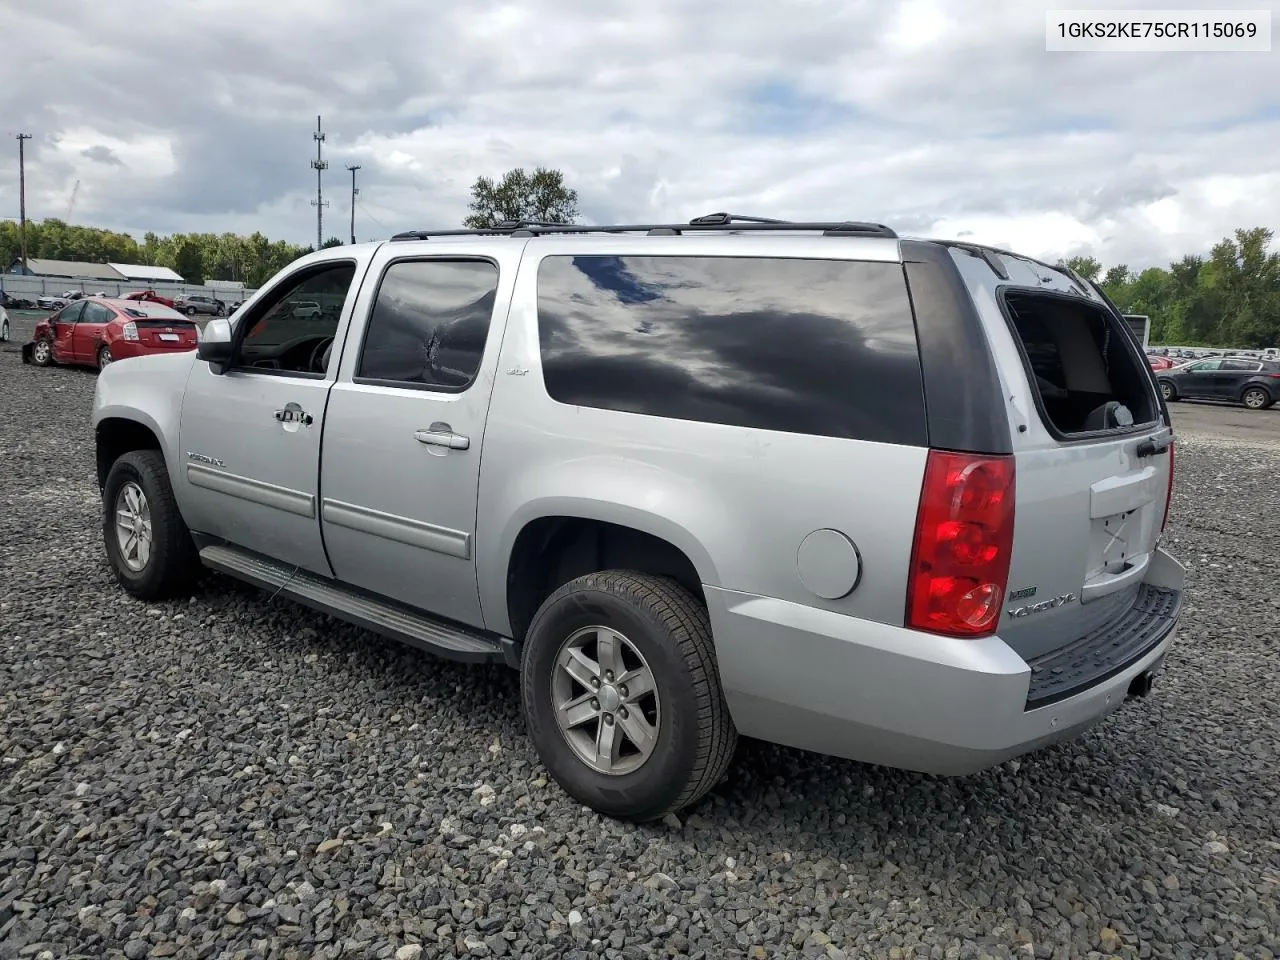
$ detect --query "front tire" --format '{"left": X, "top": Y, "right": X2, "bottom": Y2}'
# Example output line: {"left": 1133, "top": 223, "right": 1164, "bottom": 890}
{"left": 102, "top": 450, "right": 200, "bottom": 600}
{"left": 520, "top": 570, "right": 737, "bottom": 821}
{"left": 31, "top": 338, "right": 53, "bottom": 366}
{"left": 186, "top": 306, "right": 197, "bottom": 316}
{"left": 1159, "top": 380, "right": 1177, "bottom": 401}
{"left": 0, "top": 319, "right": 9, "bottom": 342}
{"left": 1242, "top": 387, "right": 1272, "bottom": 410}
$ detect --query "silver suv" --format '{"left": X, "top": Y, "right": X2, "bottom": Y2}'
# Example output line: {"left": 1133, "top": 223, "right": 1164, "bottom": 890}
{"left": 92, "top": 213, "right": 1184, "bottom": 821}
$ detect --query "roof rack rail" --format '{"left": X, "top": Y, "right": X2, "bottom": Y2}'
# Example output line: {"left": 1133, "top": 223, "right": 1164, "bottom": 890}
{"left": 390, "top": 212, "right": 898, "bottom": 241}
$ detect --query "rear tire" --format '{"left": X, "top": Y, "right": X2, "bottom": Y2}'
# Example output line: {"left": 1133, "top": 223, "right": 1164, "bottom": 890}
{"left": 1242, "top": 386, "right": 1272, "bottom": 410}
{"left": 520, "top": 570, "right": 737, "bottom": 822}
{"left": 0, "top": 318, "right": 9, "bottom": 342}
{"left": 102, "top": 450, "right": 201, "bottom": 600}
{"left": 1159, "top": 380, "right": 1177, "bottom": 401}
{"left": 97, "top": 344, "right": 112, "bottom": 370}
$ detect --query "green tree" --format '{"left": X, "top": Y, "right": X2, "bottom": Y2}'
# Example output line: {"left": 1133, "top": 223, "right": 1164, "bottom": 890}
{"left": 463, "top": 166, "right": 580, "bottom": 229}
{"left": 172, "top": 239, "right": 206, "bottom": 285}
{"left": 1064, "top": 255, "right": 1102, "bottom": 281}
{"left": 321, "top": 236, "right": 345, "bottom": 248}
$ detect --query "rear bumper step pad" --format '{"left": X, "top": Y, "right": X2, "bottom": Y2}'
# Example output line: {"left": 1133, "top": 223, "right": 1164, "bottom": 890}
{"left": 1024, "top": 583, "right": 1182, "bottom": 709}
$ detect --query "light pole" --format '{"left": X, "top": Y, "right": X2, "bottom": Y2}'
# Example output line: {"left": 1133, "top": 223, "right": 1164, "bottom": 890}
{"left": 346, "top": 164, "right": 361, "bottom": 244}
{"left": 16, "top": 133, "right": 33, "bottom": 272}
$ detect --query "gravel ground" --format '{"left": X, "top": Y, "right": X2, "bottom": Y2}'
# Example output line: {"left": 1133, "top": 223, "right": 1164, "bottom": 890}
{"left": 2, "top": 349, "right": 1279, "bottom": 960}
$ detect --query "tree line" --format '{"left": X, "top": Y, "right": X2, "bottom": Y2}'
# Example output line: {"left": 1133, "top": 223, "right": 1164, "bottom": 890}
{"left": 1066, "top": 226, "right": 1280, "bottom": 348}
{"left": 7, "top": 166, "right": 1275, "bottom": 350}
{"left": 0, "top": 218, "right": 338, "bottom": 288}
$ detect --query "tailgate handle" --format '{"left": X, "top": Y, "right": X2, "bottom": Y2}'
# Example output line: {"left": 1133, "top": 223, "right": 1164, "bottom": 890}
{"left": 1136, "top": 435, "right": 1172, "bottom": 457}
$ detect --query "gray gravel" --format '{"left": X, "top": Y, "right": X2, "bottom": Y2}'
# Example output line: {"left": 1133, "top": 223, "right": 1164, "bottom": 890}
{"left": 2, "top": 344, "right": 1279, "bottom": 960}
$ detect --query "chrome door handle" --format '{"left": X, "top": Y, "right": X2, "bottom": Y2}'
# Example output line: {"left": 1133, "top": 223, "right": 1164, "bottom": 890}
{"left": 274, "top": 407, "right": 313, "bottom": 426}
{"left": 414, "top": 425, "right": 470, "bottom": 450}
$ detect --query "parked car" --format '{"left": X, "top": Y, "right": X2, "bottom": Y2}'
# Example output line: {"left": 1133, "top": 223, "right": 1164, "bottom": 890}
{"left": 22, "top": 297, "right": 200, "bottom": 370}
{"left": 174, "top": 293, "right": 225, "bottom": 317}
{"left": 1156, "top": 355, "right": 1280, "bottom": 409}
{"left": 91, "top": 214, "right": 1183, "bottom": 822}
{"left": 290, "top": 300, "right": 323, "bottom": 319}
{"left": 1148, "top": 355, "right": 1175, "bottom": 371}
{"left": 36, "top": 290, "right": 84, "bottom": 310}
{"left": 123, "top": 289, "right": 178, "bottom": 309}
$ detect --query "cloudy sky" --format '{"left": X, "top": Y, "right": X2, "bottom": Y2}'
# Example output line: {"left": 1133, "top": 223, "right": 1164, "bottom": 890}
{"left": 2, "top": 0, "right": 1277, "bottom": 269}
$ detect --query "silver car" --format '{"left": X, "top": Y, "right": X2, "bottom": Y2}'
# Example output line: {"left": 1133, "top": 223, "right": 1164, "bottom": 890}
{"left": 91, "top": 214, "right": 1183, "bottom": 821}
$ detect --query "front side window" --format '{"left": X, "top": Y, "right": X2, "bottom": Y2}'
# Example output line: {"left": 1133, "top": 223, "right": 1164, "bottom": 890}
{"left": 55, "top": 302, "right": 86, "bottom": 324}
{"left": 356, "top": 259, "right": 499, "bottom": 391}
{"left": 1190, "top": 359, "right": 1222, "bottom": 371}
{"left": 235, "top": 262, "right": 355, "bottom": 375}
{"left": 535, "top": 254, "right": 926, "bottom": 444}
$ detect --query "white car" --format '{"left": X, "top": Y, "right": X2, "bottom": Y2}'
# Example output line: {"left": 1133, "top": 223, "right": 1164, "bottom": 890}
{"left": 291, "top": 300, "right": 323, "bottom": 319}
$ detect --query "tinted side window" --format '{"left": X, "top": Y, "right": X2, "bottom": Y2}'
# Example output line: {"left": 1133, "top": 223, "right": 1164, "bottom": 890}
{"left": 237, "top": 262, "right": 356, "bottom": 375}
{"left": 536, "top": 255, "right": 926, "bottom": 444}
{"left": 57, "top": 302, "right": 86, "bottom": 323}
{"left": 82, "top": 301, "right": 112, "bottom": 324}
{"left": 1221, "top": 359, "right": 1259, "bottom": 371}
{"left": 357, "top": 259, "right": 498, "bottom": 391}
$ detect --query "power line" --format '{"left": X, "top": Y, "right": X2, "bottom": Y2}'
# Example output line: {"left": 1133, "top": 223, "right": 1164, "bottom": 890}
{"left": 310, "top": 115, "right": 328, "bottom": 249}
{"left": 345, "top": 164, "right": 361, "bottom": 244}
{"left": 356, "top": 199, "right": 392, "bottom": 236}
{"left": 16, "top": 134, "right": 32, "bottom": 273}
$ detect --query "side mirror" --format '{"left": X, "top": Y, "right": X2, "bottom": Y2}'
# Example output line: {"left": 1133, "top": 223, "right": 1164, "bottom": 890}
{"left": 197, "top": 318, "right": 234, "bottom": 373}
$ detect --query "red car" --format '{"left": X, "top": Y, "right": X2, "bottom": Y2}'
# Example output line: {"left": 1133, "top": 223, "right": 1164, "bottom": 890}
{"left": 22, "top": 297, "right": 200, "bottom": 370}
{"left": 123, "top": 289, "right": 177, "bottom": 309}
{"left": 1148, "top": 355, "right": 1176, "bottom": 371}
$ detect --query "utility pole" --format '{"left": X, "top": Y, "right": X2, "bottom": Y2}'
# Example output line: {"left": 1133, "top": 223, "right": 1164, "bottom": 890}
{"left": 345, "top": 164, "right": 361, "bottom": 244}
{"left": 16, "top": 134, "right": 32, "bottom": 273}
{"left": 310, "top": 115, "right": 328, "bottom": 249}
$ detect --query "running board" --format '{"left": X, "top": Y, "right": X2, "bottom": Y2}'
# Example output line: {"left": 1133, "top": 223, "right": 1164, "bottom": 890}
{"left": 199, "top": 544, "right": 509, "bottom": 665}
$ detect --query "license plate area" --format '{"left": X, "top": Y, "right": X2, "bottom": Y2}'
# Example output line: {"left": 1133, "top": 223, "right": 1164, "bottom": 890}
{"left": 158, "top": 333, "right": 179, "bottom": 342}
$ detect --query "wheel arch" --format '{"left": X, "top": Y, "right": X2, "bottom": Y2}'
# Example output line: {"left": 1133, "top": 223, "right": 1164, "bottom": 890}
{"left": 96, "top": 416, "right": 165, "bottom": 492}
{"left": 1240, "top": 381, "right": 1275, "bottom": 405}
{"left": 499, "top": 507, "right": 717, "bottom": 644}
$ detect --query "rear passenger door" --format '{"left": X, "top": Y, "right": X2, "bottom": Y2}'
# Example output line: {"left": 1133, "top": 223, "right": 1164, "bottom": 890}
{"left": 1216, "top": 358, "right": 1261, "bottom": 399}
{"left": 319, "top": 244, "right": 520, "bottom": 629}
{"left": 75, "top": 299, "right": 113, "bottom": 362}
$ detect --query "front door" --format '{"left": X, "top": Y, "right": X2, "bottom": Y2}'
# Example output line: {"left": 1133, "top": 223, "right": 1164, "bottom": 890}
{"left": 319, "top": 246, "right": 519, "bottom": 629}
{"left": 176, "top": 254, "right": 373, "bottom": 575}
{"left": 1178, "top": 358, "right": 1219, "bottom": 399}
{"left": 50, "top": 301, "right": 85, "bottom": 362}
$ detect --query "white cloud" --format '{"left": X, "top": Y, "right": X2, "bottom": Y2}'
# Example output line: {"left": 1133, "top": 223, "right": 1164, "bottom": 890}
{"left": 0, "top": 0, "right": 1277, "bottom": 267}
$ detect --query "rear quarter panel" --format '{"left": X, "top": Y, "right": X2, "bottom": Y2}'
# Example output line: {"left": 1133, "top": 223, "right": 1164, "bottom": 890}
{"left": 475, "top": 235, "right": 929, "bottom": 636}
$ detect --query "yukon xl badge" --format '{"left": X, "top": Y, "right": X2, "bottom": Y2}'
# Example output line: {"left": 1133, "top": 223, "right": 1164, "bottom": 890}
{"left": 1008, "top": 592, "right": 1077, "bottom": 618}
{"left": 186, "top": 451, "right": 225, "bottom": 467}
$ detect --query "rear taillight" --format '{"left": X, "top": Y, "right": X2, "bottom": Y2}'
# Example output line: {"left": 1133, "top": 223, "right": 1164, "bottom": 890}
{"left": 906, "top": 450, "right": 1015, "bottom": 638}
{"left": 122, "top": 322, "right": 139, "bottom": 341}
{"left": 1161, "top": 441, "right": 1175, "bottom": 532}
